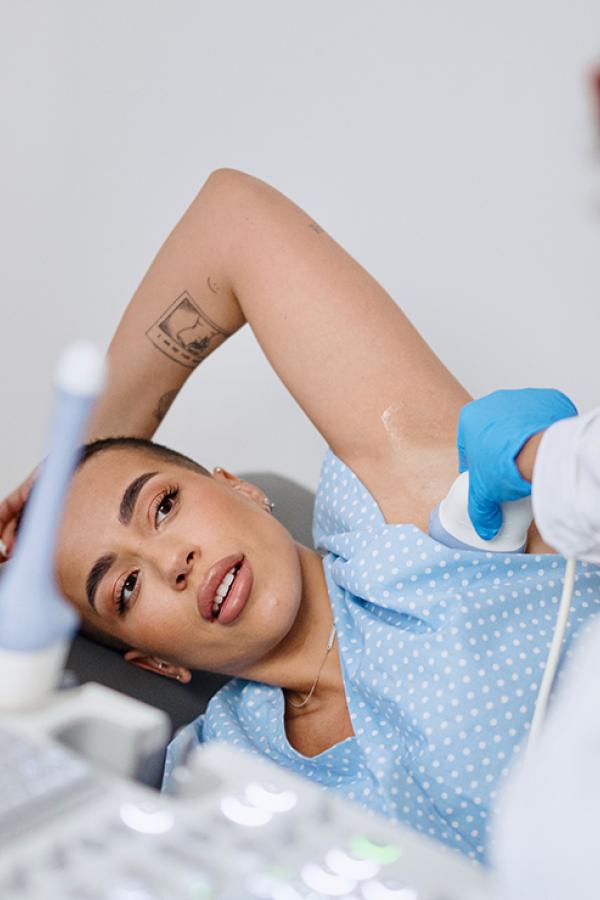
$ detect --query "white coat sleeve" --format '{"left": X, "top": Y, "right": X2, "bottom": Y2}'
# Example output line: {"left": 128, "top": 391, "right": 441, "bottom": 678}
{"left": 531, "top": 406, "right": 600, "bottom": 563}
{"left": 492, "top": 617, "right": 600, "bottom": 900}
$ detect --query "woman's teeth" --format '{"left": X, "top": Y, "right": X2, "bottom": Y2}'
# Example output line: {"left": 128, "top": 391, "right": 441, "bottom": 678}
{"left": 212, "top": 567, "right": 238, "bottom": 616}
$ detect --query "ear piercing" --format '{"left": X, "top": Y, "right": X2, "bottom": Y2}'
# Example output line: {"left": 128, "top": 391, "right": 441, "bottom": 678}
{"left": 157, "top": 660, "right": 182, "bottom": 681}
{"left": 214, "top": 468, "right": 274, "bottom": 513}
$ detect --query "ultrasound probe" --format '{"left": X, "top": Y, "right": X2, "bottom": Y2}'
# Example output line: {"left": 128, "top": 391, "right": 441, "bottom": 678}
{"left": 0, "top": 343, "right": 105, "bottom": 710}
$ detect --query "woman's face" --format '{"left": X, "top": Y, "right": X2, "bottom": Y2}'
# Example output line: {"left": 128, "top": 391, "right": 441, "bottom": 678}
{"left": 56, "top": 448, "right": 303, "bottom": 676}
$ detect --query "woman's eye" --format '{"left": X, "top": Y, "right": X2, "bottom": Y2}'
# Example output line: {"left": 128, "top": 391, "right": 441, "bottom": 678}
{"left": 117, "top": 572, "right": 138, "bottom": 616}
{"left": 155, "top": 488, "right": 179, "bottom": 526}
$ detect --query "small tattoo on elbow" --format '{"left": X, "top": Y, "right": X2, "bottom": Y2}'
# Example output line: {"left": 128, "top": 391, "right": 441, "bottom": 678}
{"left": 207, "top": 276, "right": 220, "bottom": 294}
{"left": 145, "top": 291, "right": 232, "bottom": 369}
{"left": 154, "top": 389, "right": 178, "bottom": 424}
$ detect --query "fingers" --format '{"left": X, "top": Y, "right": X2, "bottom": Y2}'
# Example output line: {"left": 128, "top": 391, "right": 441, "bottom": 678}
{"left": 456, "top": 408, "right": 470, "bottom": 474}
{"left": 468, "top": 490, "right": 503, "bottom": 541}
{"left": 0, "top": 515, "right": 17, "bottom": 558}
{"left": 0, "top": 518, "right": 18, "bottom": 557}
{"left": 0, "top": 470, "right": 36, "bottom": 558}
{"left": 0, "top": 500, "right": 18, "bottom": 557}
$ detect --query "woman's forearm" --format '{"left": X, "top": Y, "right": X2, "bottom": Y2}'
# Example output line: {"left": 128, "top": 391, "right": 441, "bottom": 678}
{"left": 86, "top": 171, "right": 246, "bottom": 441}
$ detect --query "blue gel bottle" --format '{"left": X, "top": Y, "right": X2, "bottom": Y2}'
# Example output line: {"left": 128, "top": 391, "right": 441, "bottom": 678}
{"left": 0, "top": 343, "right": 105, "bottom": 709}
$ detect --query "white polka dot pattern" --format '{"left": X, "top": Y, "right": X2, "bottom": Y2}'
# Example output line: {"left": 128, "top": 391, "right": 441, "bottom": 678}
{"left": 163, "top": 449, "right": 600, "bottom": 864}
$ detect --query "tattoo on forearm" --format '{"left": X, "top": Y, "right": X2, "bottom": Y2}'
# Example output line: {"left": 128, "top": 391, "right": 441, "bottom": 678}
{"left": 308, "top": 220, "right": 325, "bottom": 235}
{"left": 207, "top": 276, "right": 220, "bottom": 294}
{"left": 145, "top": 291, "right": 231, "bottom": 369}
{"left": 154, "top": 389, "right": 178, "bottom": 424}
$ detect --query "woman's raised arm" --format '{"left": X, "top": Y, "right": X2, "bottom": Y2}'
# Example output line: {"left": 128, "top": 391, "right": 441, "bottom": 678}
{"left": 1, "top": 168, "right": 472, "bottom": 552}
{"left": 1, "top": 171, "right": 247, "bottom": 554}
{"left": 199, "top": 169, "right": 471, "bottom": 526}
{"left": 85, "top": 171, "right": 248, "bottom": 440}
{"left": 132, "top": 167, "right": 469, "bottom": 527}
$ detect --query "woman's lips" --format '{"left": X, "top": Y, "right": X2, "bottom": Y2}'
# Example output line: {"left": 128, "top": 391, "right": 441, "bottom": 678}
{"left": 217, "top": 556, "right": 253, "bottom": 625}
{"left": 197, "top": 552, "right": 244, "bottom": 622}
{"left": 196, "top": 553, "right": 253, "bottom": 624}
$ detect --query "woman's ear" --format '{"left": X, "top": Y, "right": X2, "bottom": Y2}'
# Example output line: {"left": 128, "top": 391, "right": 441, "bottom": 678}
{"left": 123, "top": 650, "right": 192, "bottom": 684}
{"left": 212, "top": 467, "right": 274, "bottom": 513}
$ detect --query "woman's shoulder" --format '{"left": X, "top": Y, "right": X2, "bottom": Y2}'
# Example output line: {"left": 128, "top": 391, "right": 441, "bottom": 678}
{"left": 312, "top": 448, "right": 384, "bottom": 547}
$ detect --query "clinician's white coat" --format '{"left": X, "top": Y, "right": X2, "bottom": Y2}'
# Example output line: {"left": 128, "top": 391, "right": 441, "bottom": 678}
{"left": 533, "top": 407, "right": 600, "bottom": 563}
{"left": 493, "top": 614, "right": 600, "bottom": 900}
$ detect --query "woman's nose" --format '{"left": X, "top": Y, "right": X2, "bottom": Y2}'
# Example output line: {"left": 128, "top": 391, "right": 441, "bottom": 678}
{"left": 164, "top": 548, "right": 196, "bottom": 590}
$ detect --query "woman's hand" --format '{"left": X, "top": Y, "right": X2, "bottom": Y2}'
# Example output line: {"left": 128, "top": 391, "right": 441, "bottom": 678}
{"left": 0, "top": 468, "right": 37, "bottom": 559}
{"left": 457, "top": 388, "right": 578, "bottom": 540}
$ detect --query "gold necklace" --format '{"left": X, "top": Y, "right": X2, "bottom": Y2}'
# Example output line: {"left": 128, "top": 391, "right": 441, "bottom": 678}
{"left": 286, "top": 624, "right": 337, "bottom": 709}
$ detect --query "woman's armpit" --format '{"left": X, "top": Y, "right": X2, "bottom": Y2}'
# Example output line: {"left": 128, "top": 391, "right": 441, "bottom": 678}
{"left": 344, "top": 439, "right": 460, "bottom": 531}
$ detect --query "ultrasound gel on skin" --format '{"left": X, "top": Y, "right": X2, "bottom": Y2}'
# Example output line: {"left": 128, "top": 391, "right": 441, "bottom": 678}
{"left": 429, "top": 471, "right": 533, "bottom": 553}
{"left": 0, "top": 344, "right": 105, "bottom": 710}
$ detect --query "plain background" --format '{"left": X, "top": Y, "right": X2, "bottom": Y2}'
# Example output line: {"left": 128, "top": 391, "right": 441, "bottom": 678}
{"left": 1, "top": 0, "right": 598, "bottom": 500}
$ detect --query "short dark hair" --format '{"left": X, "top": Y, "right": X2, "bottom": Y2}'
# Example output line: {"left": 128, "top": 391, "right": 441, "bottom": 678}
{"left": 16, "top": 436, "right": 211, "bottom": 537}
{"left": 77, "top": 436, "right": 211, "bottom": 478}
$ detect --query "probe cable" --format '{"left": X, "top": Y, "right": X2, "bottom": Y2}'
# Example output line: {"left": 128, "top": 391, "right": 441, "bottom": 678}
{"left": 526, "top": 556, "right": 577, "bottom": 758}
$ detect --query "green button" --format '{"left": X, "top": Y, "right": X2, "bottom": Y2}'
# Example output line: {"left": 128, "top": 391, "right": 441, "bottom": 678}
{"left": 190, "top": 886, "right": 213, "bottom": 900}
{"left": 268, "top": 865, "right": 292, "bottom": 881}
{"left": 351, "top": 836, "right": 400, "bottom": 865}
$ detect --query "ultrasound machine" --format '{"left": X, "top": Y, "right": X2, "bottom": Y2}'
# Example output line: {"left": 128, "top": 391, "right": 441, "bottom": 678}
{"left": 0, "top": 344, "right": 492, "bottom": 900}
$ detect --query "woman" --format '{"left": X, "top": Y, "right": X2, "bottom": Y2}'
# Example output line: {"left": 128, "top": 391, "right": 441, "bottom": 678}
{"left": 2, "top": 169, "right": 598, "bottom": 862}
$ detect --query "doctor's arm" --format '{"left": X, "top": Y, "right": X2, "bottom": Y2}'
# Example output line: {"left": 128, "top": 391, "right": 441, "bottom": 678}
{"left": 528, "top": 407, "right": 600, "bottom": 563}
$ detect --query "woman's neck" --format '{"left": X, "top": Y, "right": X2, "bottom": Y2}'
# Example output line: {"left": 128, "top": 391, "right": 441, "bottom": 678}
{"left": 238, "top": 543, "right": 345, "bottom": 714}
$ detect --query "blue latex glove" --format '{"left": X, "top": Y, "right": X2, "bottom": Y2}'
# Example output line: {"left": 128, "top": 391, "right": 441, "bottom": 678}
{"left": 457, "top": 388, "right": 578, "bottom": 540}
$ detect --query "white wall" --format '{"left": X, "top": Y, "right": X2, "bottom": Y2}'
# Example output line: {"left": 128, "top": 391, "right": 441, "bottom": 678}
{"left": 1, "top": 0, "right": 598, "bottom": 498}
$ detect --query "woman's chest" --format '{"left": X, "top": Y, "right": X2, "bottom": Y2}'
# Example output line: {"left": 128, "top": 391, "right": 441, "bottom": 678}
{"left": 284, "top": 701, "right": 355, "bottom": 759}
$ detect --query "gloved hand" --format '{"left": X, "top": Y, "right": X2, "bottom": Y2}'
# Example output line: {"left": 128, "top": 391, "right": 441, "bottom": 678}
{"left": 457, "top": 388, "right": 578, "bottom": 540}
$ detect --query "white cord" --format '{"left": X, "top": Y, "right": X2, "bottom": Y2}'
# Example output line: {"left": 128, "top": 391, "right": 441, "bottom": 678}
{"left": 526, "top": 556, "right": 577, "bottom": 758}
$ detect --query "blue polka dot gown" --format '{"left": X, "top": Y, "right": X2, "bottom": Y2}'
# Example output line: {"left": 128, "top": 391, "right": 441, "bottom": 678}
{"left": 164, "top": 450, "right": 600, "bottom": 863}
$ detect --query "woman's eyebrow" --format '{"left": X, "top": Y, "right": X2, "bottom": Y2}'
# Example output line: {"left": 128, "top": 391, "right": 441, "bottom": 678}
{"left": 118, "top": 472, "right": 158, "bottom": 525}
{"left": 85, "top": 471, "right": 159, "bottom": 611}
{"left": 86, "top": 552, "right": 116, "bottom": 610}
